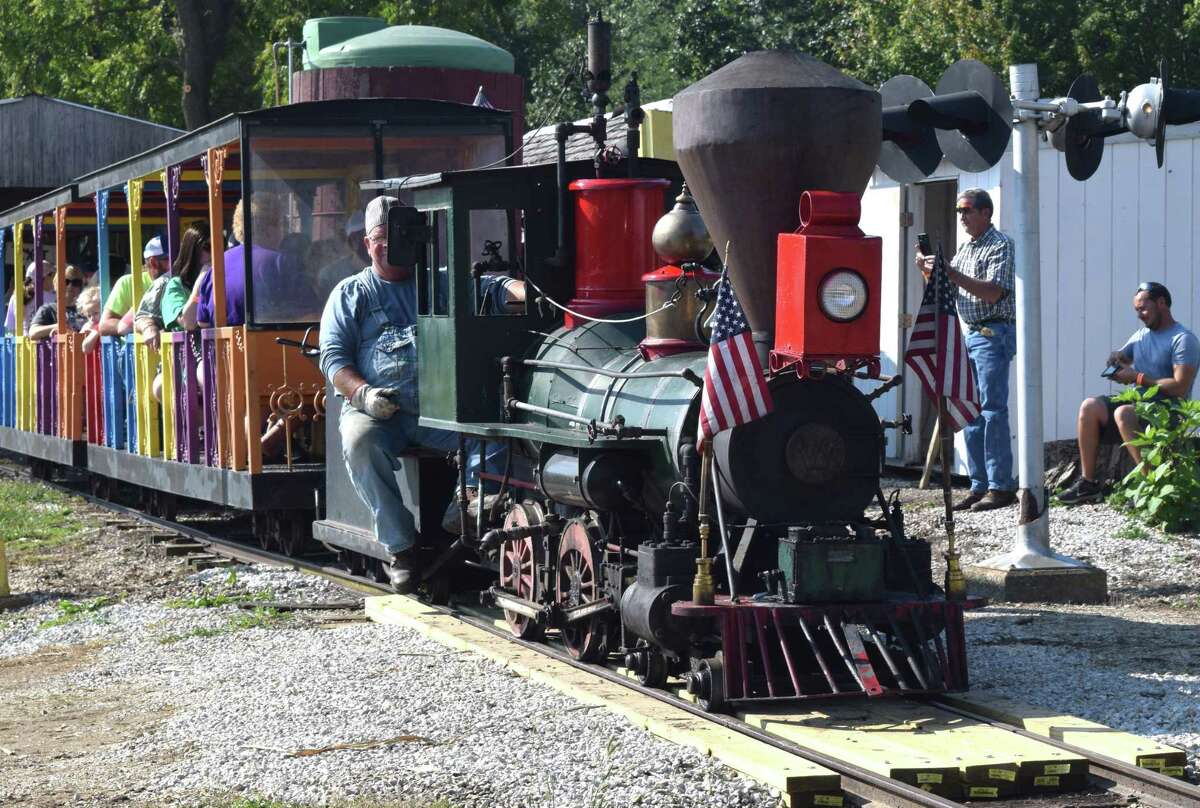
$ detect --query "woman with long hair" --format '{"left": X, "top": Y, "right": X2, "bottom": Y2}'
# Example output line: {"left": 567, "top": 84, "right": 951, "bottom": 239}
{"left": 145, "top": 222, "right": 210, "bottom": 401}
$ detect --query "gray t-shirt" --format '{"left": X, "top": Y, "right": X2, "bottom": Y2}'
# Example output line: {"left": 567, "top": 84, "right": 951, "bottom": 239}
{"left": 1119, "top": 322, "right": 1200, "bottom": 398}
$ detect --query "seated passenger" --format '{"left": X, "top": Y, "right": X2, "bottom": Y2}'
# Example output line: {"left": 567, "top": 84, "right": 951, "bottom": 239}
{"left": 195, "top": 195, "right": 314, "bottom": 327}
{"left": 1059, "top": 282, "right": 1199, "bottom": 504}
{"left": 315, "top": 212, "right": 368, "bottom": 302}
{"left": 141, "top": 223, "right": 211, "bottom": 401}
{"left": 28, "top": 265, "right": 88, "bottom": 341}
{"left": 79, "top": 287, "right": 103, "bottom": 353}
{"left": 319, "top": 196, "right": 505, "bottom": 594}
{"left": 6, "top": 261, "right": 55, "bottom": 334}
{"left": 99, "top": 237, "right": 167, "bottom": 337}
{"left": 132, "top": 237, "right": 180, "bottom": 349}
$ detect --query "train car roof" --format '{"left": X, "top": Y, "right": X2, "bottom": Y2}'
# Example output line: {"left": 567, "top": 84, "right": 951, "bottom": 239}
{"left": 74, "top": 98, "right": 512, "bottom": 197}
{"left": 364, "top": 156, "right": 681, "bottom": 193}
{"left": 0, "top": 185, "right": 79, "bottom": 228}
{"left": 0, "top": 98, "right": 512, "bottom": 227}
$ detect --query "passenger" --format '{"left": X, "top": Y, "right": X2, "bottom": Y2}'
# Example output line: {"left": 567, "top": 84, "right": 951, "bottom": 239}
{"left": 195, "top": 195, "right": 313, "bottom": 328}
{"left": 133, "top": 237, "right": 183, "bottom": 349}
{"left": 5, "top": 260, "right": 55, "bottom": 334}
{"left": 140, "top": 223, "right": 211, "bottom": 402}
{"left": 1058, "top": 282, "right": 1200, "bottom": 504}
{"left": 137, "top": 223, "right": 210, "bottom": 349}
{"left": 99, "top": 236, "right": 168, "bottom": 337}
{"left": 28, "top": 266, "right": 88, "bottom": 341}
{"left": 319, "top": 196, "right": 505, "bottom": 594}
{"left": 79, "top": 287, "right": 104, "bottom": 354}
{"left": 315, "top": 212, "right": 368, "bottom": 302}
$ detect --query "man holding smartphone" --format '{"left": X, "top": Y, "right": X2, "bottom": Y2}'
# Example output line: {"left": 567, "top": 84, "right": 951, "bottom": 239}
{"left": 1058, "top": 282, "right": 1199, "bottom": 505}
{"left": 915, "top": 188, "right": 1017, "bottom": 511}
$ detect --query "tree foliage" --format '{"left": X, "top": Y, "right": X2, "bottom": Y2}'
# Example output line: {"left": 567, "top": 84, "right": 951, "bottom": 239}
{"left": 0, "top": 0, "right": 1198, "bottom": 131}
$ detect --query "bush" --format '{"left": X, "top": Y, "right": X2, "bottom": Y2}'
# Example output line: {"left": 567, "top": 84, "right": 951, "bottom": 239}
{"left": 1109, "top": 386, "right": 1200, "bottom": 532}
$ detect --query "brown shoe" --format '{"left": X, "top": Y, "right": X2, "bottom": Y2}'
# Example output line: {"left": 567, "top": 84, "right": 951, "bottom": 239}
{"left": 952, "top": 491, "right": 985, "bottom": 511}
{"left": 971, "top": 489, "right": 1017, "bottom": 511}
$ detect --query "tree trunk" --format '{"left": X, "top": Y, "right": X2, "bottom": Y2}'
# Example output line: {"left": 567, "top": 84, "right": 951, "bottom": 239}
{"left": 174, "top": 0, "right": 237, "bottom": 130}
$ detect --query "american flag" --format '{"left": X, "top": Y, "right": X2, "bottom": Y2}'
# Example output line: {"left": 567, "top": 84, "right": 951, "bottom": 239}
{"left": 903, "top": 248, "right": 981, "bottom": 431}
{"left": 698, "top": 271, "right": 773, "bottom": 447}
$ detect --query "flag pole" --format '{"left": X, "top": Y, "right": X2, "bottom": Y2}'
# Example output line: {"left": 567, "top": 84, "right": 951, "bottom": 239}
{"left": 692, "top": 444, "right": 716, "bottom": 605}
{"left": 938, "top": 396, "right": 966, "bottom": 600}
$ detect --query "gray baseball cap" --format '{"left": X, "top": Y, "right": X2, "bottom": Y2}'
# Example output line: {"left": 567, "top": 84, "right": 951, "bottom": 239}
{"left": 364, "top": 196, "right": 400, "bottom": 235}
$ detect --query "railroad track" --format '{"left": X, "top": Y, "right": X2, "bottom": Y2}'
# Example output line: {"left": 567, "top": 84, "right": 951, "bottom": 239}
{"left": 14, "top": 467, "right": 1200, "bottom": 808}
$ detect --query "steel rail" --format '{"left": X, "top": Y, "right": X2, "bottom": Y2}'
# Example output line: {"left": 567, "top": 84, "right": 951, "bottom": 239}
{"left": 24, "top": 467, "right": 1197, "bottom": 807}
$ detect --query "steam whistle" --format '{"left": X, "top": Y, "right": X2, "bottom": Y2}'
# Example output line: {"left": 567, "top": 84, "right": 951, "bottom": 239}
{"left": 878, "top": 75, "right": 943, "bottom": 182}
{"left": 907, "top": 59, "right": 1014, "bottom": 172}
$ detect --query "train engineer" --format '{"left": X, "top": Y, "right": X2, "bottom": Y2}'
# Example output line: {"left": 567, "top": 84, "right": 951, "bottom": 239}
{"left": 1058, "top": 281, "right": 1200, "bottom": 505}
{"left": 318, "top": 195, "right": 506, "bottom": 593}
{"left": 916, "top": 188, "right": 1017, "bottom": 512}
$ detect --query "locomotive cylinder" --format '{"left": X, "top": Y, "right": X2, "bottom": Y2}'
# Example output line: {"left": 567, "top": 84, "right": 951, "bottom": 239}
{"left": 538, "top": 452, "right": 640, "bottom": 510}
{"left": 619, "top": 582, "right": 690, "bottom": 650}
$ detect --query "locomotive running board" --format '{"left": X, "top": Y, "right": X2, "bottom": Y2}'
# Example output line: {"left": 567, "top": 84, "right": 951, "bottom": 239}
{"left": 673, "top": 597, "right": 985, "bottom": 703}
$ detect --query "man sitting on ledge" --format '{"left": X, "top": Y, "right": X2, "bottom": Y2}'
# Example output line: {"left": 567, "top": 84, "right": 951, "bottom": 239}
{"left": 1059, "top": 281, "right": 1199, "bottom": 505}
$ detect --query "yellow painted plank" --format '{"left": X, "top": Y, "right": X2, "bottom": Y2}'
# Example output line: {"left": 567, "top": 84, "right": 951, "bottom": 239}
{"left": 845, "top": 699, "right": 1086, "bottom": 797}
{"left": 939, "top": 693, "right": 1188, "bottom": 778}
{"left": 739, "top": 706, "right": 962, "bottom": 799}
{"left": 365, "top": 595, "right": 841, "bottom": 801}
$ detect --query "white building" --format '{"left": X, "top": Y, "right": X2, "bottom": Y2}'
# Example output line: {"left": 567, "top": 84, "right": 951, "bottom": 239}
{"left": 860, "top": 123, "right": 1200, "bottom": 471}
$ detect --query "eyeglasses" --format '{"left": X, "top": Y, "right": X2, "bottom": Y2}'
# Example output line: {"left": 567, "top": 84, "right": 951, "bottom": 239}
{"left": 955, "top": 206, "right": 974, "bottom": 214}
{"left": 65, "top": 278, "right": 84, "bottom": 288}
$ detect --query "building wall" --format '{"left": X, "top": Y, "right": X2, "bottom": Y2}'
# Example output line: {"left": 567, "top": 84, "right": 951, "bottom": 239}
{"left": 0, "top": 96, "right": 181, "bottom": 190}
{"left": 862, "top": 123, "right": 1200, "bottom": 470}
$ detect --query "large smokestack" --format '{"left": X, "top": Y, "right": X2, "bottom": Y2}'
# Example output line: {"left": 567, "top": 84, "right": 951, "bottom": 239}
{"left": 673, "top": 52, "right": 880, "bottom": 339}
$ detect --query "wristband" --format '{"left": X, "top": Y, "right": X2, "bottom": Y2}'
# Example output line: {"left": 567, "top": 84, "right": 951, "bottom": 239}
{"left": 1135, "top": 372, "right": 1146, "bottom": 387}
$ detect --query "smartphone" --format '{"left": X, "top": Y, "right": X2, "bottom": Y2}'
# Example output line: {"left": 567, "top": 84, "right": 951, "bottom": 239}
{"left": 917, "top": 232, "right": 932, "bottom": 255}
{"left": 1101, "top": 364, "right": 1118, "bottom": 379}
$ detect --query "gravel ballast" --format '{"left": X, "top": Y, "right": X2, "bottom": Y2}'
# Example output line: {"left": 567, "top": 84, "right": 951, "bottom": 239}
{"left": 1, "top": 472, "right": 1198, "bottom": 806}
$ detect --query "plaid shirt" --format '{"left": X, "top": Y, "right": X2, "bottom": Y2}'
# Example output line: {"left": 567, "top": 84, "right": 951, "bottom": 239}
{"left": 950, "top": 225, "right": 1015, "bottom": 325}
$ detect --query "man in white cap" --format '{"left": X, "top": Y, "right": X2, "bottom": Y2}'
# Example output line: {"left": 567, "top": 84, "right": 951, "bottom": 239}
{"left": 319, "top": 196, "right": 504, "bottom": 593}
{"left": 98, "top": 235, "right": 169, "bottom": 337}
{"left": 4, "top": 259, "right": 54, "bottom": 334}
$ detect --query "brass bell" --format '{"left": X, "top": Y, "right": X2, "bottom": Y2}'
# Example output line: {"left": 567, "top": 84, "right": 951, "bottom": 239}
{"left": 651, "top": 183, "right": 713, "bottom": 265}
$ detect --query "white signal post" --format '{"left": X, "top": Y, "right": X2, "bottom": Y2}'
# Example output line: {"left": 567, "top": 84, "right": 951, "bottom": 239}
{"left": 975, "top": 63, "right": 1091, "bottom": 573}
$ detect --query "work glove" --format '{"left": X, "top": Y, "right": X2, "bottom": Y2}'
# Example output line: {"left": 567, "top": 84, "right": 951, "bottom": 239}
{"left": 351, "top": 384, "right": 401, "bottom": 419}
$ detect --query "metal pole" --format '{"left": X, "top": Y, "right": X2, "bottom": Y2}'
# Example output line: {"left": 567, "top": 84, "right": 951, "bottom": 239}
{"left": 286, "top": 37, "right": 294, "bottom": 104}
{"left": 979, "top": 64, "right": 1086, "bottom": 571}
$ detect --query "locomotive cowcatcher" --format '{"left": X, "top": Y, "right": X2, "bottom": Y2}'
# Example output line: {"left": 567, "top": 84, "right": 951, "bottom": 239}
{"left": 363, "top": 44, "right": 983, "bottom": 711}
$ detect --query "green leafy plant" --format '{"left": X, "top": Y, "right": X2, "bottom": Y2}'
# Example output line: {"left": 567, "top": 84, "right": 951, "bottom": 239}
{"left": 1113, "top": 522, "right": 1149, "bottom": 540}
{"left": 166, "top": 588, "right": 269, "bottom": 609}
{"left": 38, "top": 596, "right": 116, "bottom": 629}
{"left": 1109, "top": 386, "right": 1200, "bottom": 532}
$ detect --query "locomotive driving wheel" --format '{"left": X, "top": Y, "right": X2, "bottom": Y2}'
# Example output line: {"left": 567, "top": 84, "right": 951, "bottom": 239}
{"left": 555, "top": 518, "right": 606, "bottom": 662}
{"left": 499, "top": 503, "right": 544, "bottom": 640}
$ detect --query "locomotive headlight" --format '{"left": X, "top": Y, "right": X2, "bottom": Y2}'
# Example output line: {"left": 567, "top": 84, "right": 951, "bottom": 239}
{"left": 818, "top": 269, "right": 868, "bottom": 322}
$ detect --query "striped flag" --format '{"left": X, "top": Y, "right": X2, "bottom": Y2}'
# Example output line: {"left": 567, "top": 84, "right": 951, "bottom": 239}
{"left": 472, "top": 86, "right": 495, "bottom": 109}
{"left": 698, "top": 271, "right": 773, "bottom": 447}
{"left": 903, "top": 248, "right": 980, "bottom": 431}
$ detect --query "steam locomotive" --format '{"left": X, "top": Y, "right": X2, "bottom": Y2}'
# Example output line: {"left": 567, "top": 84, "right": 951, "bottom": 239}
{"left": 349, "top": 46, "right": 979, "bottom": 711}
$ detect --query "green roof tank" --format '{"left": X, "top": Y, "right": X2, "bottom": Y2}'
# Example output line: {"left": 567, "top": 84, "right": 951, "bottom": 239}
{"left": 302, "top": 18, "right": 515, "bottom": 74}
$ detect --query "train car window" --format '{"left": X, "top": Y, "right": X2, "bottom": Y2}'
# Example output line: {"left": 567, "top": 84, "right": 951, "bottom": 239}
{"left": 468, "top": 208, "right": 524, "bottom": 317}
{"left": 246, "top": 127, "right": 375, "bottom": 326}
{"left": 380, "top": 129, "right": 506, "bottom": 193}
{"left": 431, "top": 210, "right": 449, "bottom": 317}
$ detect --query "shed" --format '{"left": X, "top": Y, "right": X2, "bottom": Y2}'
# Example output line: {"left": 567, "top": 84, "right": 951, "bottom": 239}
{"left": 0, "top": 95, "right": 182, "bottom": 211}
{"left": 859, "top": 122, "right": 1200, "bottom": 472}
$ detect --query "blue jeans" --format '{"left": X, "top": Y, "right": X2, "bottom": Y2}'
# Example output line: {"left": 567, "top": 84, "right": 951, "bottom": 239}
{"left": 340, "top": 405, "right": 506, "bottom": 554}
{"left": 964, "top": 322, "right": 1016, "bottom": 493}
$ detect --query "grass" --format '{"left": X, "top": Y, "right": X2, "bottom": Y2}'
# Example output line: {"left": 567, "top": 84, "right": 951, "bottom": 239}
{"left": 0, "top": 478, "right": 88, "bottom": 558}
{"left": 1114, "top": 522, "right": 1149, "bottom": 541}
{"left": 38, "top": 596, "right": 117, "bottom": 629}
{"left": 165, "top": 588, "right": 270, "bottom": 609}
{"left": 157, "top": 607, "right": 287, "bottom": 645}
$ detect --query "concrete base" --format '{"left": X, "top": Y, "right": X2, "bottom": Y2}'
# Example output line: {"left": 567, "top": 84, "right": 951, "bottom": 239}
{"left": 965, "top": 565, "right": 1108, "bottom": 605}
